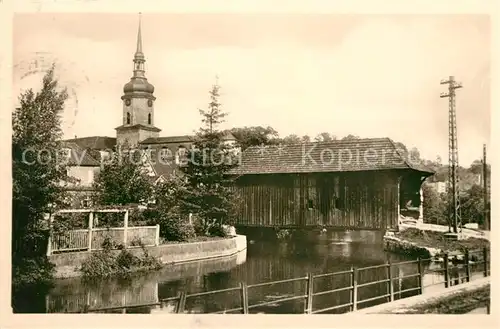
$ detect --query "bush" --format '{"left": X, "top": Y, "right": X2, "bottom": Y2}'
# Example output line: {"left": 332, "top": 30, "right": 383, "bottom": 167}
{"left": 149, "top": 204, "right": 195, "bottom": 242}
{"left": 80, "top": 236, "right": 161, "bottom": 279}
{"left": 208, "top": 223, "right": 229, "bottom": 238}
{"left": 115, "top": 249, "right": 139, "bottom": 269}
{"left": 12, "top": 256, "right": 56, "bottom": 289}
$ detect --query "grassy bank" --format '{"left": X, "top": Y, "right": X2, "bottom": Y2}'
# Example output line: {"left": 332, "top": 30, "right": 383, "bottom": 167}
{"left": 385, "top": 284, "right": 490, "bottom": 314}
{"left": 395, "top": 228, "right": 489, "bottom": 252}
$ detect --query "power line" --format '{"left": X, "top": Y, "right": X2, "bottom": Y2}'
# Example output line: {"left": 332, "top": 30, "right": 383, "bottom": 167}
{"left": 440, "top": 76, "right": 462, "bottom": 234}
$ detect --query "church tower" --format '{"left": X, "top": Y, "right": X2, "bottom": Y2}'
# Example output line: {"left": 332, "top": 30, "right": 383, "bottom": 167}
{"left": 116, "top": 14, "right": 161, "bottom": 147}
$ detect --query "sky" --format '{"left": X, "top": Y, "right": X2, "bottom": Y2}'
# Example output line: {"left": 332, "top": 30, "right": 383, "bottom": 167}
{"left": 12, "top": 13, "right": 490, "bottom": 166}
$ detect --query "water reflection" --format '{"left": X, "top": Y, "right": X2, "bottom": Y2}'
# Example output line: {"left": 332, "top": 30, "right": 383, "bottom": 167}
{"left": 38, "top": 229, "right": 474, "bottom": 314}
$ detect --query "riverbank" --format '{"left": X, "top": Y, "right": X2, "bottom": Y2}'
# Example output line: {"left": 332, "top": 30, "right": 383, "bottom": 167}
{"left": 384, "top": 227, "right": 490, "bottom": 260}
{"left": 49, "top": 234, "right": 247, "bottom": 278}
{"left": 353, "top": 277, "right": 490, "bottom": 314}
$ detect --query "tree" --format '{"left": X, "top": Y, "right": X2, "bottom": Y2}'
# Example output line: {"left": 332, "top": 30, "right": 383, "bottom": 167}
{"left": 461, "top": 185, "right": 488, "bottom": 226}
{"left": 408, "top": 147, "right": 422, "bottom": 164}
{"left": 314, "top": 132, "right": 336, "bottom": 142}
{"left": 469, "top": 159, "right": 490, "bottom": 177}
{"left": 180, "top": 80, "right": 239, "bottom": 236}
{"left": 301, "top": 135, "right": 311, "bottom": 143}
{"left": 12, "top": 66, "right": 68, "bottom": 292}
{"left": 341, "top": 134, "right": 360, "bottom": 140}
{"left": 92, "top": 145, "right": 153, "bottom": 206}
{"left": 230, "top": 126, "right": 279, "bottom": 150}
{"left": 152, "top": 175, "right": 195, "bottom": 241}
{"left": 281, "top": 134, "right": 302, "bottom": 144}
{"left": 422, "top": 183, "right": 447, "bottom": 225}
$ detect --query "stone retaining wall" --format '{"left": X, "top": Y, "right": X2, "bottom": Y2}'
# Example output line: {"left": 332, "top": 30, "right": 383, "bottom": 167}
{"left": 50, "top": 235, "right": 247, "bottom": 279}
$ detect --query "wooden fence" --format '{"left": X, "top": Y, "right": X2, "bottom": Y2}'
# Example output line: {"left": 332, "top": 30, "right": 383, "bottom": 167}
{"left": 49, "top": 225, "right": 160, "bottom": 254}
{"left": 75, "top": 247, "right": 490, "bottom": 314}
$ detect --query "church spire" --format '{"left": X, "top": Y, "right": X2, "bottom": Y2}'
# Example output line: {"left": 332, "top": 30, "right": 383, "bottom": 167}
{"left": 123, "top": 13, "right": 154, "bottom": 95}
{"left": 135, "top": 13, "right": 143, "bottom": 58}
{"left": 133, "top": 13, "right": 145, "bottom": 77}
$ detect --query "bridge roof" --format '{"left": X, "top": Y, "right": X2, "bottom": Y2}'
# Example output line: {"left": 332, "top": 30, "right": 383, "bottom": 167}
{"left": 229, "top": 138, "right": 434, "bottom": 176}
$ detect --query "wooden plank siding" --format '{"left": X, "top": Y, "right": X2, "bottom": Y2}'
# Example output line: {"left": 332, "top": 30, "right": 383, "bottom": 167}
{"left": 232, "top": 170, "right": 401, "bottom": 230}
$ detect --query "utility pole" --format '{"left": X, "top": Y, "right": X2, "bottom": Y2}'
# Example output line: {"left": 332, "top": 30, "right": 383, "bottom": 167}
{"left": 483, "top": 144, "right": 489, "bottom": 230}
{"left": 440, "top": 76, "right": 462, "bottom": 234}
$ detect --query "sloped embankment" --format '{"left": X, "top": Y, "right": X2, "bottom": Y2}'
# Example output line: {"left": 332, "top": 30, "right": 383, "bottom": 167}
{"left": 384, "top": 228, "right": 490, "bottom": 261}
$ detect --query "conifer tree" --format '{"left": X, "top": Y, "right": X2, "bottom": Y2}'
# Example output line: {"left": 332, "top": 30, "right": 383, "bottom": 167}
{"left": 180, "top": 79, "right": 239, "bottom": 236}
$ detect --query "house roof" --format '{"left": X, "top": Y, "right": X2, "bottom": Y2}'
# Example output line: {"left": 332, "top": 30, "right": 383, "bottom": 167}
{"left": 141, "top": 135, "right": 193, "bottom": 144}
{"left": 115, "top": 124, "right": 161, "bottom": 133}
{"left": 63, "top": 136, "right": 117, "bottom": 150}
{"left": 140, "top": 131, "right": 236, "bottom": 145}
{"left": 229, "top": 138, "right": 434, "bottom": 175}
{"left": 61, "top": 141, "right": 101, "bottom": 167}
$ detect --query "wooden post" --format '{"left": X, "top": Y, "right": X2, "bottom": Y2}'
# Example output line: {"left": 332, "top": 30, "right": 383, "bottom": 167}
{"left": 417, "top": 258, "right": 424, "bottom": 294}
{"left": 46, "top": 214, "right": 53, "bottom": 256}
{"left": 45, "top": 294, "right": 49, "bottom": 313}
{"left": 444, "top": 253, "right": 449, "bottom": 288}
{"left": 177, "top": 291, "right": 186, "bottom": 313}
{"left": 387, "top": 261, "right": 394, "bottom": 302}
{"left": 305, "top": 273, "right": 314, "bottom": 314}
{"left": 464, "top": 250, "right": 470, "bottom": 282}
{"left": 121, "top": 294, "right": 126, "bottom": 314}
{"left": 396, "top": 176, "right": 402, "bottom": 229}
{"left": 349, "top": 267, "right": 353, "bottom": 307}
{"left": 240, "top": 282, "right": 249, "bottom": 314}
{"left": 351, "top": 268, "right": 358, "bottom": 311}
{"left": 483, "top": 248, "right": 488, "bottom": 277}
{"left": 88, "top": 211, "right": 94, "bottom": 251}
{"left": 155, "top": 224, "right": 160, "bottom": 246}
{"left": 123, "top": 210, "right": 129, "bottom": 248}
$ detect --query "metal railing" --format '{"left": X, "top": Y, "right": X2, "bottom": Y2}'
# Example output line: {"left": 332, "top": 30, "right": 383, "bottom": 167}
{"left": 76, "top": 247, "right": 490, "bottom": 314}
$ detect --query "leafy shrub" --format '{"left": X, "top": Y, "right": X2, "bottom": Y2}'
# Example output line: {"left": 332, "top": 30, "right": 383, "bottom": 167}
{"left": 80, "top": 249, "right": 118, "bottom": 278}
{"left": 115, "top": 249, "right": 139, "bottom": 269}
{"left": 208, "top": 223, "right": 229, "bottom": 238}
{"left": 80, "top": 236, "right": 161, "bottom": 279}
{"left": 154, "top": 205, "right": 195, "bottom": 242}
{"left": 129, "top": 236, "right": 143, "bottom": 247}
{"left": 12, "top": 256, "right": 56, "bottom": 288}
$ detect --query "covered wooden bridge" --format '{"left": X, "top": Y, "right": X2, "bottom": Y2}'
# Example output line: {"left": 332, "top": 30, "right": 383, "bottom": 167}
{"left": 229, "top": 138, "right": 434, "bottom": 231}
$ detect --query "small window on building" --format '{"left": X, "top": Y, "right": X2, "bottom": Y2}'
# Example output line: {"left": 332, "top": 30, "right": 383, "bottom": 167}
{"left": 307, "top": 199, "right": 314, "bottom": 210}
{"left": 160, "top": 147, "right": 170, "bottom": 161}
{"left": 148, "top": 113, "right": 152, "bottom": 125}
{"left": 126, "top": 112, "right": 131, "bottom": 124}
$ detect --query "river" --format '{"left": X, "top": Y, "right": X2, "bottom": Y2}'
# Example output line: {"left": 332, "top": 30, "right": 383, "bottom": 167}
{"left": 22, "top": 229, "right": 465, "bottom": 314}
